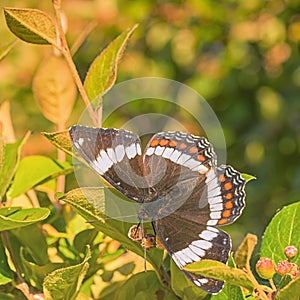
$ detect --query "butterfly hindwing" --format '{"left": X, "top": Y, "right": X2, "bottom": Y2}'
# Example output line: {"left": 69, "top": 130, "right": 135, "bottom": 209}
{"left": 154, "top": 215, "right": 230, "bottom": 293}
{"left": 205, "top": 165, "right": 246, "bottom": 226}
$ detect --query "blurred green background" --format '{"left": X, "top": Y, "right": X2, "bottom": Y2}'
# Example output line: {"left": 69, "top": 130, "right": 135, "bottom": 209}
{"left": 0, "top": 0, "right": 299, "bottom": 252}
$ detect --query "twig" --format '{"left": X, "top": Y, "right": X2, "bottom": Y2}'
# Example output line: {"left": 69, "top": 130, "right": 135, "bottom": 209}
{"left": 52, "top": 0, "right": 98, "bottom": 125}
{"left": 26, "top": 190, "right": 40, "bottom": 208}
{"left": 269, "top": 278, "right": 276, "bottom": 291}
{"left": 244, "top": 267, "right": 271, "bottom": 300}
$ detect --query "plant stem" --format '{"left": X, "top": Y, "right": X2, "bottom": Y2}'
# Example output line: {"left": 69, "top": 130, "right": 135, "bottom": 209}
{"left": 26, "top": 189, "right": 40, "bottom": 208}
{"left": 244, "top": 268, "right": 271, "bottom": 300}
{"left": 52, "top": 0, "right": 98, "bottom": 125}
{"left": 269, "top": 278, "right": 276, "bottom": 291}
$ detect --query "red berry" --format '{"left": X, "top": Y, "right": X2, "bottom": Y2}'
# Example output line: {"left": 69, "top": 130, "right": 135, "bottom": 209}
{"left": 256, "top": 257, "right": 275, "bottom": 279}
{"left": 275, "top": 260, "right": 292, "bottom": 276}
{"left": 289, "top": 263, "right": 300, "bottom": 278}
{"left": 284, "top": 246, "right": 298, "bottom": 259}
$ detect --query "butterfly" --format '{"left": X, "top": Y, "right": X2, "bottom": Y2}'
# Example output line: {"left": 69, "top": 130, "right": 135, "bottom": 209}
{"left": 69, "top": 125, "right": 246, "bottom": 294}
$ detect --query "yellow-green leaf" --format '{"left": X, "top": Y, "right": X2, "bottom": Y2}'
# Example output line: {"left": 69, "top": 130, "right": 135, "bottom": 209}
{"left": 42, "top": 130, "right": 73, "bottom": 157}
{"left": 43, "top": 247, "right": 91, "bottom": 300}
{"left": 241, "top": 173, "right": 256, "bottom": 182}
{"left": 0, "top": 132, "right": 30, "bottom": 199}
{"left": 7, "top": 155, "right": 73, "bottom": 199}
{"left": 0, "top": 207, "right": 50, "bottom": 231}
{"left": 171, "top": 260, "right": 207, "bottom": 299}
{"left": 33, "top": 55, "right": 77, "bottom": 124}
{"left": 275, "top": 276, "right": 300, "bottom": 300}
{"left": 184, "top": 259, "right": 254, "bottom": 292}
{"left": 260, "top": 202, "right": 300, "bottom": 266}
{"left": 3, "top": 7, "right": 57, "bottom": 45}
{"left": 84, "top": 24, "right": 138, "bottom": 102}
{"left": 0, "top": 239, "right": 13, "bottom": 285}
{"left": 234, "top": 233, "right": 258, "bottom": 268}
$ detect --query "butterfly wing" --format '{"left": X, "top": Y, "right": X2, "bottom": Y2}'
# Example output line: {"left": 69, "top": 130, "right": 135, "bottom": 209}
{"left": 141, "top": 131, "right": 217, "bottom": 215}
{"left": 154, "top": 215, "right": 230, "bottom": 293}
{"left": 69, "top": 125, "right": 148, "bottom": 201}
{"left": 143, "top": 131, "right": 246, "bottom": 293}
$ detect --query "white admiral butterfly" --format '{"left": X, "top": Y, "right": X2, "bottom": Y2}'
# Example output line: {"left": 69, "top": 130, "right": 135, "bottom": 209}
{"left": 69, "top": 125, "right": 246, "bottom": 294}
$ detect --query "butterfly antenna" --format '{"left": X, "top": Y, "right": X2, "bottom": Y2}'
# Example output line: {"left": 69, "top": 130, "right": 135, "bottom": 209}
{"left": 135, "top": 221, "right": 141, "bottom": 234}
{"left": 151, "top": 221, "right": 157, "bottom": 235}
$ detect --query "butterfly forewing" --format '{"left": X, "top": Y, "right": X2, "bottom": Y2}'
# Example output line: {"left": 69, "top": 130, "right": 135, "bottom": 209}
{"left": 69, "top": 125, "right": 148, "bottom": 201}
{"left": 142, "top": 131, "right": 217, "bottom": 205}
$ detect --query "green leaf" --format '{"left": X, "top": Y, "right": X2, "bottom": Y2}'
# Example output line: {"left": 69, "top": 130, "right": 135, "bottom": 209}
{"left": 115, "top": 270, "right": 175, "bottom": 300}
{"left": 56, "top": 187, "right": 164, "bottom": 275}
{"left": 275, "top": 275, "right": 300, "bottom": 300}
{"left": 11, "top": 224, "right": 49, "bottom": 265}
{"left": 0, "top": 207, "right": 50, "bottom": 232}
{"left": 212, "top": 282, "right": 245, "bottom": 300}
{"left": 0, "top": 40, "right": 18, "bottom": 62}
{"left": 260, "top": 202, "right": 300, "bottom": 266}
{"left": 84, "top": 24, "right": 138, "bottom": 102}
{"left": 184, "top": 259, "right": 254, "bottom": 292}
{"left": 0, "top": 292, "right": 24, "bottom": 300}
{"left": 170, "top": 260, "right": 207, "bottom": 300}
{"left": 3, "top": 7, "right": 57, "bottom": 45}
{"left": 73, "top": 228, "right": 98, "bottom": 254}
{"left": 212, "top": 256, "right": 246, "bottom": 300}
{"left": 117, "top": 262, "right": 135, "bottom": 276}
{"left": 43, "top": 247, "right": 91, "bottom": 300}
{"left": 7, "top": 155, "right": 73, "bottom": 199}
{"left": 42, "top": 130, "right": 74, "bottom": 157}
{"left": 0, "top": 132, "right": 29, "bottom": 199}
{"left": 0, "top": 238, "right": 13, "bottom": 285}
{"left": 241, "top": 173, "right": 256, "bottom": 182}
{"left": 20, "top": 247, "right": 65, "bottom": 290}
{"left": 32, "top": 55, "right": 77, "bottom": 124}
{"left": 0, "top": 207, "right": 21, "bottom": 217}
{"left": 95, "top": 282, "right": 124, "bottom": 300}
{"left": 234, "top": 233, "right": 258, "bottom": 268}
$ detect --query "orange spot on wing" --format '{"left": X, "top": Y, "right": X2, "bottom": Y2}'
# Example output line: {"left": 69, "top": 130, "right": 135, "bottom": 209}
{"left": 150, "top": 139, "right": 159, "bottom": 147}
{"left": 159, "top": 139, "right": 169, "bottom": 146}
{"left": 179, "top": 143, "right": 187, "bottom": 149}
{"left": 169, "top": 140, "right": 177, "bottom": 147}
{"left": 225, "top": 193, "right": 233, "bottom": 200}
{"left": 225, "top": 201, "right": 233, "bottom": 208}
{"left": 219, "top": 174, "right": 226, "bottom": 182}
{"left": 222, "top": 210, "right": 231, "bottom": 218}
{"left": 224, "top": 182, "right": 233, "bottom": 190}
{"left": 218, "top": 218, "right": 228, "bottom": 225}
{"left": 197, "top": 154, "right": 206, "bottom": 162}
{"left": 189, "top": 146, "right": 198, "bottom": 153}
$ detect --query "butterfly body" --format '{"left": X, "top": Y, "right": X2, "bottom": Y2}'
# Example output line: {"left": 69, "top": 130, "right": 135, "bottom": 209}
{"left": 69, "top": 125, "right": 246, "bottom": 294}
